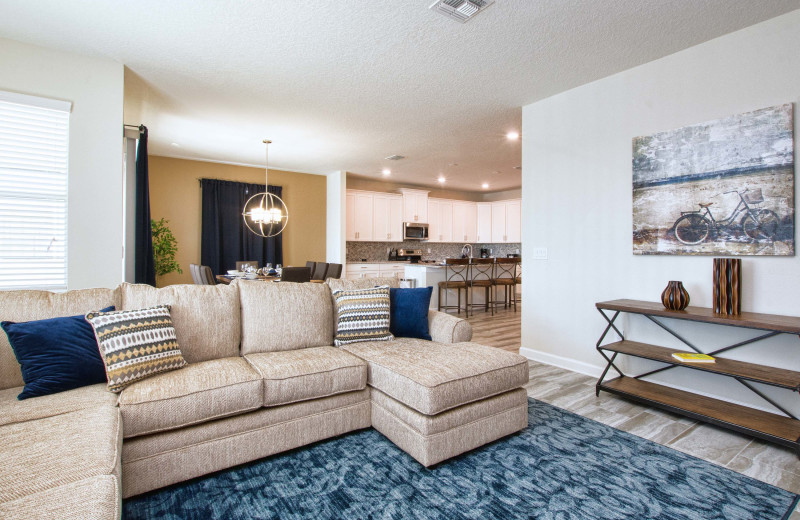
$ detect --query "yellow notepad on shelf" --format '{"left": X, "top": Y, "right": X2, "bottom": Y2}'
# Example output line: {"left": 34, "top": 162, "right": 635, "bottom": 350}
{"left": 672, "top": 352, "right": 715, "bottom": 363}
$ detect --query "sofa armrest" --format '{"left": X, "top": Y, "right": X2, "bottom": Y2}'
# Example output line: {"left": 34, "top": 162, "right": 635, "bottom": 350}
{"left": 428, "top": 310, "right": 472, "bottom": 344}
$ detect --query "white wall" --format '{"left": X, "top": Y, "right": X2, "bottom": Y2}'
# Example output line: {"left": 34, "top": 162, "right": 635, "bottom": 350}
{"left": 326, "top": 170, "right": 346, "bottom": 265}
{"left": 521, "top": 10, "right": 800, "bottom": 414}
{"left": 0, "top": 38, "right": 125, "bottom": 289}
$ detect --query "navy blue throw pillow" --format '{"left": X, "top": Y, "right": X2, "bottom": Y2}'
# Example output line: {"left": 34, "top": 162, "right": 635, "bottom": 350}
{"left": 2, "top": 306, "right": 114, "bottom": 400}
{"left": 389, "top": 287, "right": 433, "bottom": 340}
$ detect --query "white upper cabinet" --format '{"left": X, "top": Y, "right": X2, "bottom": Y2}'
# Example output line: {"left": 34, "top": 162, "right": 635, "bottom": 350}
{"left": 347, "top": 189, "right": 519, "bottom": 244}
{"left": 452, "top": 201, "right": 477, "bottom": 243}
{"left": 398, "top": 189, "right": 429, "bottom": 223}
{"left": 427, "top": 199, "right": 440, "bottom": 243}
{"left": 373, "top": 193, "right": 403, "bottom": 242}
{"left": 489, "top": 199, "right": 521, "bottom": 243}
{"left": 491, "top": 202, "right": 507, "bottom": 243}
{"left": 505, "top": 200, "right": 521, "bottom": 243}
{"left": 353, "top": 192, "right": 374, "bottom": 241}
{"left": 438, "top": 200, "right": 453, "bottom": 242}
{"left": 476, "top": 203, "right": 492, "bottom": 243}
{"left": 346, "top": 192, "right": 356, "bottom": 241}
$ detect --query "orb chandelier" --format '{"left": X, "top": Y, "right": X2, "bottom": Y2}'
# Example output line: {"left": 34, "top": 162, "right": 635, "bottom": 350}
{"left": 242, "top": 139, "right": 288, "bottom": 237}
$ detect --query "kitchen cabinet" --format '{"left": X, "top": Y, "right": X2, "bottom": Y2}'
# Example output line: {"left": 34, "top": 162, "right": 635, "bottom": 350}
{"left": 346, "top": 192, "right": 356, "bottom": 241}
{"left": 452, "top": 202, "right": 477, "bottom": 243}
{"left": 399, "top": 189, "right": 428, "bottom": 223}
{"left": 353, "top": 192, "right": 374, "bottom": 241}
{"left": 491, "top": 202, "right": 507, "bottom": 243}
{"left": 476, "top": 203, "right": 492, "bottom": 243}
{"left": 490, "top": 199, "right": 521, "bottom": 243}
{"left": 373, "top": 194, "right": 403, "bottom": 242}
{"left": 345, "top": 263, "right": 407, "bottom": 280}
{"left": 505, "top": 200, "right": 521, "bottom": 243}
{"left": 427, "top": 199, "right": 440, "bottom": 243}
{"left": 438, "top": 200, "right": 453, "bottom": 242}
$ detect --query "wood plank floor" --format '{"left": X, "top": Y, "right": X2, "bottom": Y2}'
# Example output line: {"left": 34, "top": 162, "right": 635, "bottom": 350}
{"left": 455, "top": 304, "right": 800, "bottom": 515}
{"left": 464, "top": 303, "right": 521, "bottom": 353}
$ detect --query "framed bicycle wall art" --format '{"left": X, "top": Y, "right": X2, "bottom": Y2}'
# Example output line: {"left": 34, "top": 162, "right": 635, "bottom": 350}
{"left": 632, "top": 103, "right": 794, "bottom": 256}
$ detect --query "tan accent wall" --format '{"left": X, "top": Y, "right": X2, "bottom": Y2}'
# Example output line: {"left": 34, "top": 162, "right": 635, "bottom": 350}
{"left": 148, "top": 156, "right": 326, "bottom": 287}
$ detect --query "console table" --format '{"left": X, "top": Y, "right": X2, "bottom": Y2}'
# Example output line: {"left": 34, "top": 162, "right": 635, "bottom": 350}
{"left": 595, "top": 299, "right": 800, "bottom": 455}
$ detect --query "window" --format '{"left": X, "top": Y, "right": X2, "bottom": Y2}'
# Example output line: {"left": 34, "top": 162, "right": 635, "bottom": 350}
{"left": 0, "top": 91, "right": 71, "bottom": 290}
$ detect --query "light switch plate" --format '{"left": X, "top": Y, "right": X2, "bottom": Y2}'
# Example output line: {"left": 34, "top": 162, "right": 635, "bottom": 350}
{"left": 532, "top": 247, "right": 548, "bottom": 260}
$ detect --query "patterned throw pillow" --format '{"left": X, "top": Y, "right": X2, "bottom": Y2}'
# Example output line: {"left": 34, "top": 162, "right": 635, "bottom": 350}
{"left": 333, "top": 286, "right": 394, "bottom": 347}
{"left": 86, "top": 305, "right": 187, "bottom": 392}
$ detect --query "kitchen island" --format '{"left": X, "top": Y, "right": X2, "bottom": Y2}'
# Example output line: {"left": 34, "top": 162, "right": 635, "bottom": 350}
{"left": 404, "top": 263, "right": 490, "bottom": 311}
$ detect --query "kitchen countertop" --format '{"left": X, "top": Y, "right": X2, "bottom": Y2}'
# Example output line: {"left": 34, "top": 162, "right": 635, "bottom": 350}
{"left": 346, "top": 260, "right": 412, "bottom": 264}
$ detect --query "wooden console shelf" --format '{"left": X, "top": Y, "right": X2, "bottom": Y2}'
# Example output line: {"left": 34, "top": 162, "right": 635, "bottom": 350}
{"left": 595, "top": 299, "right": 800, "bottom": 455}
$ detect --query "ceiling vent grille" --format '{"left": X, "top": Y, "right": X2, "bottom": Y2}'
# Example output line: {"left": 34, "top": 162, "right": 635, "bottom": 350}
{"left": 385, "top": 154, "right": 405, "bottom": 161}
{"left": 429, "top": 0, "right": 494, "bottom": 23}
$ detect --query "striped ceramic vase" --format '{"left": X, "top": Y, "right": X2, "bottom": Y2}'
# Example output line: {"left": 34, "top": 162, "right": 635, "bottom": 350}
{"left": 661, "top": 281, "right": 690, "bottom": 311}
{"left": 713, "top": 258, "right": 741, "bottom": 315}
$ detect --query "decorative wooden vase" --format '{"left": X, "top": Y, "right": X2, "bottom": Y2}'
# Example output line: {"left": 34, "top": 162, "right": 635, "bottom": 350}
{"left": 661, "top": 281, "right": 690, "bottom": 311}
{"left": 713, "top": 258, "right": 741, "bottom": 315}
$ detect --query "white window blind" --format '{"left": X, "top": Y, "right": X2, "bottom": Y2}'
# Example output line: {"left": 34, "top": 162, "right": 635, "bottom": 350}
{"left": 0, "top": 91, "right": 71, "bottom": 290}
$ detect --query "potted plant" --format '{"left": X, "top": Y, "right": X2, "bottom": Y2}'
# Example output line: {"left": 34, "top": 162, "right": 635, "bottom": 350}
{"left": 151, "top": 218, "right": 183, "bottom": 279}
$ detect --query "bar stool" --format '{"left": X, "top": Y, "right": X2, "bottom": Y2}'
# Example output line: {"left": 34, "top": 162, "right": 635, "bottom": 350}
{"left": 438, "top": 258, "right": 469, "bottom": 315}
{"left": 466, "top": 258, "right": 494, "bottom": 317}
{"left": 491, "top": 258, "right": 519, "bottom": 312}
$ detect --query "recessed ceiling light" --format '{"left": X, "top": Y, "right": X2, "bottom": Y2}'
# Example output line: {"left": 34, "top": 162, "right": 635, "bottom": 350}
{"left": 448, "top": 163, "right": 458, "bottom": 167}
{"left": 482, "top": 182, "right": 489, "bottom": 189}
{"left": 170, "top": 142, "right": 181, "bottom": 147}
{"left": 437, "top": 176, "right": 446, "bottom": 184}
{"left": 382, "top": 168, "right": 391, "bottom": 176}
{"left": 506, "top": 131, "right": 519, "bottom": 140}
{"left": 385, "top": 154, "right": 405, "bottom": 161}
{"left": 513, "top": 165, "right": 522, "bottom": 170}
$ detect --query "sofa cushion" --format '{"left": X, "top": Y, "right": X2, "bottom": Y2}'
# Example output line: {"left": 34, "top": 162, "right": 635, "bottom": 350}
{"left": 237, "top": 280, "right": 334, "bottom": 354}
{"left": 0, "top": 287, "right": 118, "bottom": 391}
{"left": 86, "top": 305, "right": 188, "bottom": 393}
{"left": 119, "top": 283, "right": 240, "bottom": 363}
{"left": 389, "top": 287, "right": 433, "bottom": 340}
{"left": 0, "top": 475, "right": 119, "bottom": 520}
{"left": 0, "top": 383, "right": 117, "bottom": 427}
{"left": 245, "top": 347, "right": 367, "bottom": 407}
{"left": 118, "top": 357, "right": 262, "bottom": 438}
{"left": 333, "top": 286, "right": 394, "bottom": 347}
{"left": 340, "top": 338, "right": 529, "bottom": 415}
{"left": 0, "top": 405, "right": 121, "bottom": 503}
{"left": 1, "top": 306, "right": 113, "bottom": 399}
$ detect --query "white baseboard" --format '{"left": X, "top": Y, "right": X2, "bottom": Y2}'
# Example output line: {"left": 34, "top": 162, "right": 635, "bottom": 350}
{"left": 519, "top": 347, "right": 604, "bottom": 378}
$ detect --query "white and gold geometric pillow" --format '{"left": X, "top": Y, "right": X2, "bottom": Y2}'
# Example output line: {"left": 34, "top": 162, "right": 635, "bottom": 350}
{"left": 86, "top": 305, "right": 187, "bottom": 392}
{"left": 332, "top": 286, "right": 394, "bottom": 347}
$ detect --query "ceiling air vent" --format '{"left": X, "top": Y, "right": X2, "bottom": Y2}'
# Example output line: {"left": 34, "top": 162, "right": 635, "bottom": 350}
{"left": 385, "top": 154, "right": 405, "bottom": 161}
{"left": 429, "top": 0, "right": 494, "bottom": 23}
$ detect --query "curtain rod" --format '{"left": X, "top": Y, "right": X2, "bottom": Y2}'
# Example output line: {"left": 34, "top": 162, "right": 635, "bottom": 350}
{"left": 197, "top": 177, "right": 281, "bottom": 186}
{"left": 124, "top": 124, "right": 145, "bottom": 133}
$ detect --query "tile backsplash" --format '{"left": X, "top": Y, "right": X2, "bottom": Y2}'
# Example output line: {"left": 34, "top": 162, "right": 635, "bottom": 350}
{"left": 346, "top": 241, "right": 521, "bottom": 263}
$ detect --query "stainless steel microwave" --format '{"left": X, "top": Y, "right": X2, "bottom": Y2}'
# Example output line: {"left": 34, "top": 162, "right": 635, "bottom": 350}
{"left": 403, "top": 222, "right": 429, "bottom": 241}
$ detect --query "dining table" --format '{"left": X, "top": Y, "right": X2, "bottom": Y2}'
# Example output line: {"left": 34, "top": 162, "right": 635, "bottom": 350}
{"left": 215, "top": 274, "right": 325, "bottom": 284}
{"left": 215, "top": 274, "right": 279, "bottom": 284}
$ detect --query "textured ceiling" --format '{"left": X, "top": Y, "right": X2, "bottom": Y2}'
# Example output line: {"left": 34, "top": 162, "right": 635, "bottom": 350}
{"left": 1, "top": 1, "right": 798, "bottom": 192}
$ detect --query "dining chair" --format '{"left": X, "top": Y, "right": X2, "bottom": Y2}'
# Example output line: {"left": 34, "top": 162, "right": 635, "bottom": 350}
{"left": 326, "top": 263, "right": 343, "bottom": 279}
{"left": 190, "top": 264, "right": 217, "bottom": 285}
{"left": 236, "top": 260, "right": 259, "bottom": 272}
{"left": 305, "top": 261, "right": 317, "bottom": 275}
{"left": 280, "top": 267, "right": 312, "bottom": 283}
{"left": 466, "top": 258, "right": 494, "bottom": 317}
{"left": 491, "top": 258, "right": 519, "bottom": 312}
{"left": 311, "top": 262, "right": 328, "bottom": 281}
{"left": 437, "top": 258, "right": 469, "bottom": 315}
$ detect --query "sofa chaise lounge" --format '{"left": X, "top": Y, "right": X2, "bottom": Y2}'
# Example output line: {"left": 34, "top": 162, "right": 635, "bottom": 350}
{"left": 0, "top": 277, "right": 529, "bottom": 519}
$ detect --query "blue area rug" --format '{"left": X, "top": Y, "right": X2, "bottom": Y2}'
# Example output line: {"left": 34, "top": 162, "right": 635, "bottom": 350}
{"left": 124, "top": 398, "right": 799, "bottom": 519}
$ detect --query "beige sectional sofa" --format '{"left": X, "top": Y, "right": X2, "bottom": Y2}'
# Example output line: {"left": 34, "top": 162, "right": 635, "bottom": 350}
{"left": 0, "top": 277, "right": 529, "bottom": 518}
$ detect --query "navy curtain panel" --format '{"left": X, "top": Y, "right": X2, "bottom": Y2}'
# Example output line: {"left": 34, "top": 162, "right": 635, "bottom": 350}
{"left": 200, "top": 179, "right": 283, "bottom": 275}
{"left": 134, "top": 125, "right": 156, "bottom": 286}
